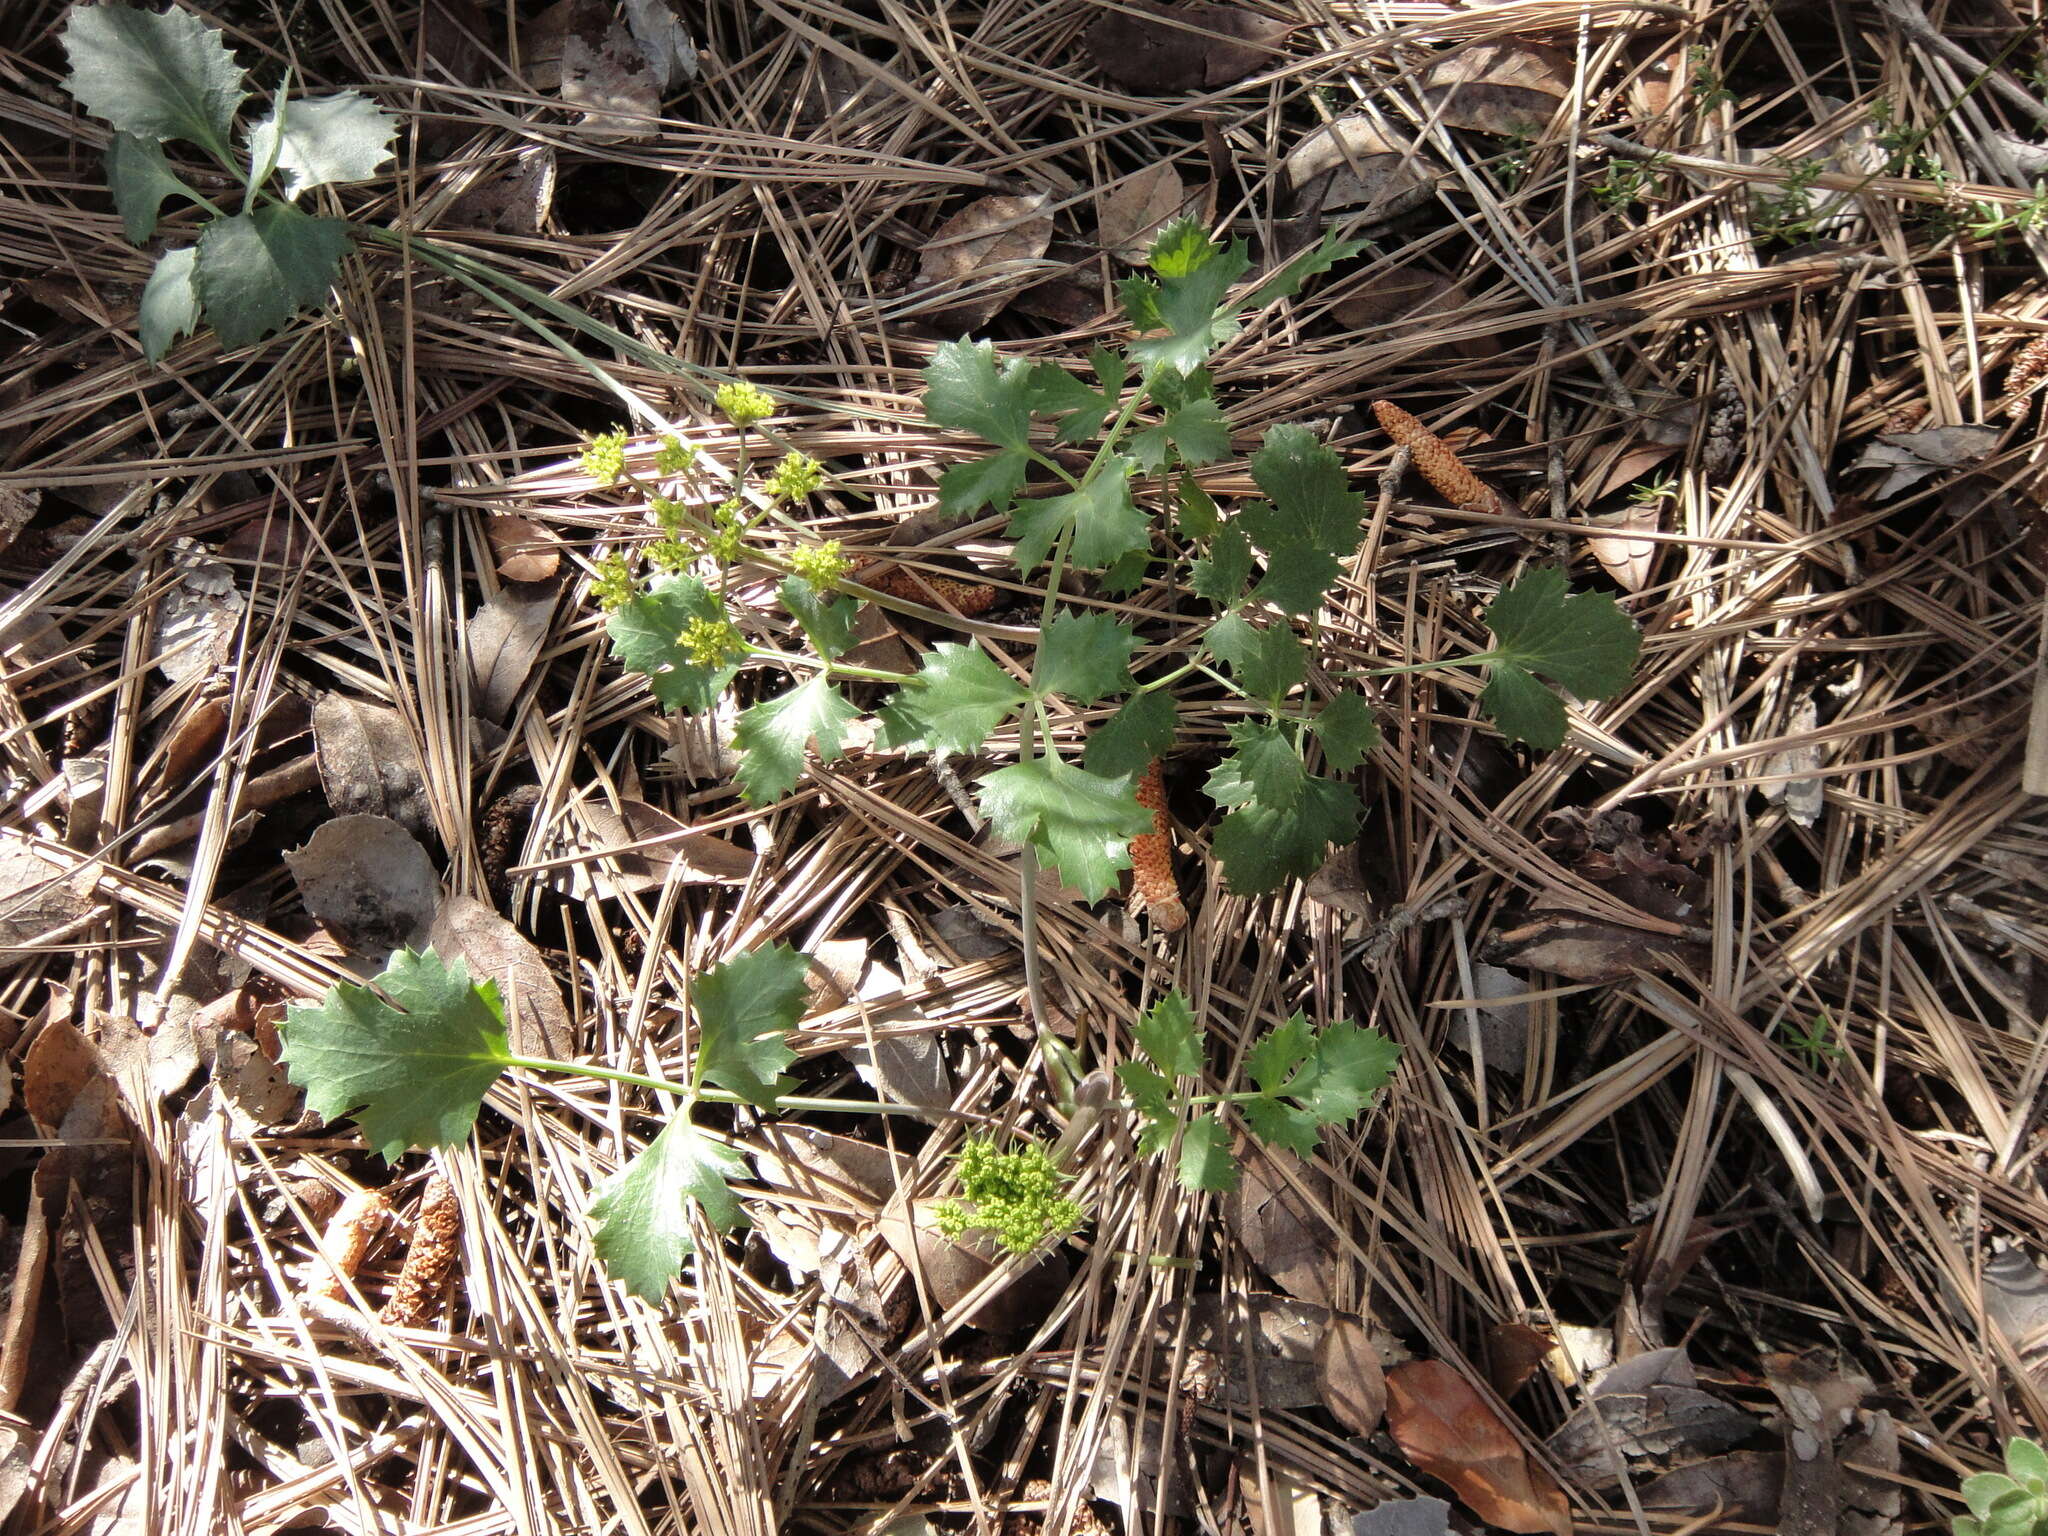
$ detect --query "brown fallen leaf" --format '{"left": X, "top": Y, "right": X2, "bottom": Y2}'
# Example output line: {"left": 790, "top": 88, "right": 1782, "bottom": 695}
{"left": 1587, "top": 499, "right": 1661, "bottom": 594}
{"left": 148, "top": 540, "right": 244, "bottom": 687}
{"left": 1085, "top": 0, "right": 1291, "bottom": 93}
{"left": 1640, "top": 1450, "right": 1784, "bottom": 1526}
{"left": 526, "top": 0, "right": 660, "bottom": 142}
{"left": 1384, "top": 1359, "right": 1570, "bottom": 1535}
{"left": 1486, "top": 1321, "right": 1555, "bottom": 1400}
{"left": 0, "top": 486, "right": 35, "bottom": 557}
{"left": 285, "top": 814, "right": 440, "bottom": 961}
{"left": 484, "top": 513, "right": 561, "bottom": 580}
{"left": 449, "top": 146, "right": 558, "bottom": 234}
{"left": 1478, "top": 910, "right": 1709, "bottom": 983}
{"left": 1097, "top": 163, "right": 1205, "bottom": 264}
{"left": 1547, "top": 1347, "right": 1757, "bottom": 1486}
{"left": 1228, "top": 1146, "right": 1335, "bottom": 1303}
{"left": 1331, "top": 271, "right": 1490, "bottom": 357}
{"left": 554, "top": 796, "right": 755, "bottom": 897}
{"left": 429, "top": 894, "right": 574, "bottom": 1057}
{"left": 1421, "top": 42, "right": 1574, "bottom": 135}
{"left": 915, "top": 193, "right": 1054, "bottom": 331}
{"left": 155, "top": 696, "right": 227, "bottom": 791}
{"left": 312, "top": 693, "right": 433, "bottom": 836}
{"left": 468, "top": 577, "right": 558, "bottom": 723}
{"left": 876, "top": 1193, "right": 1069, "bottom": 1332}
{"left": 1283, "top": 118, "right": 1439, "bottom": 224}
{"left": 1849, "top": 422, "right": 1999, "bottom": 498}
{"left": 1317, "top": 1316, "right": 1387, "bottom": 1436}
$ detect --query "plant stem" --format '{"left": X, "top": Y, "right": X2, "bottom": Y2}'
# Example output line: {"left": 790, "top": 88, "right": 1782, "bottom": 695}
{"left": 747, "top": 646, "right": 913, "bottom": 685}
{"left": 500, "top": 1055, "right": 940, "bottom": 1116}
{"left": 1348, "top": 650, "right": 1504, "bottom": 680}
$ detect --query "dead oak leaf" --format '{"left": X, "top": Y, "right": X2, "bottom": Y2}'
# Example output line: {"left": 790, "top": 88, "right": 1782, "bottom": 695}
{"left": 1085, "top": 1, "right": 1292, "bottom": 93}
{"left": 915, "top": 193, "right": 1054, "bottom": 330}
{"left": 1385, "top": 1359, "right": 1570, "bottom": 1535}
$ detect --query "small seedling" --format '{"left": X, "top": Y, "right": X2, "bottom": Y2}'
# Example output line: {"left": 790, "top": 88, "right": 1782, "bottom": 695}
{"left": 1688, "top": 47, "right": 1734, "bottom": 112}
{"left": 1778, "top": 1008, "right": 1845, "bottom": 1071}
{"left": 1751, "top": 155, "right": 1831, "bottom": 243}
{"left": 1956, "top": 1436, "right": 2048, "bottom": 1536}
{"left": 1628, "top": 475, "right": 1679, "bottom": 505}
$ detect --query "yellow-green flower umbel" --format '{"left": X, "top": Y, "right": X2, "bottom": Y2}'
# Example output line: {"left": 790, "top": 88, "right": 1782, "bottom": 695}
{"left": 581, "top": 428, "right": 629, "bottom": 487}
{"left": 790, "top": 539, "right": 853, "bottom": 592}
{"left": 764, "top": 450, "right": 826, "bottom": 502}
{"left": 715, "top": 381, "right": 775, "bottom": 430}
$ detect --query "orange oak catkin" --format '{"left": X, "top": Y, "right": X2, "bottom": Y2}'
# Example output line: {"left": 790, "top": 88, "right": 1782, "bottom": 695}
{"left": 380, "top": 1172, "right": 462, "bottom": 1327}
{"left": 1132, "top": 759, "right": 1186, "bottom": 933}
{"left": 1370, "top": 400, "right": 1507, "bottom": 514}
{"left": 854, "top": 561, "right": 998, "bottom": 616}
{"left": 308, "top": 1188, "right": 392, "bottom": 1302}
{"left": 2007, "top": 334, "right": 2048, "bottom": 419}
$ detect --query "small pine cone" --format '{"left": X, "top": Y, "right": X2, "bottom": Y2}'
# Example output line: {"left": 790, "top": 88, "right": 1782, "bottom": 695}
{"left": 380, "top": 1173, "right": 462, "bottom": 1328}
{"left": 1370, "top": 401, "right": 1508, "bottom": 514}
{"left": 1132, "top": 759, "right": 1186, "bottom": 933}
{"left": 308, "top": 1189, "right": 392, "bottom": 1302}
{"left": 855, "top": 560, "right": 998, "bottom": 615}
{"left": 2007, "top": 334, "right": 2048, "bottom": 419}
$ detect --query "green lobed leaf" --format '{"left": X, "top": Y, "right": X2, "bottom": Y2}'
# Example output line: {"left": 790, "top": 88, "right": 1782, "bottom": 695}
{"left": 1243, "top": 424, "right": 1363, "bottom": 557}
{"left": 1097, "top": 546, "right": 1152, "bottom": 597}
{"left": 62, "top": 2, "right": 248, "bottom": 151}
{"left": 107, "top": 133, "right": 200, "bottom": 244}
{"left": 1134, "top": 991, "right": 1203, "bottom": 1078}
{"left": 247, "top": 91, "right": 398, "bottom": 200}
{"left": 1251, "top": 543, "right": 1341, "bottom": 615}
{"left": 1967, "top": 1477, "right": 2025, "bottom": 1522}
{"left": 1176, "top": 479, "right": 1220, "bottom": 539}
{"left": 881, "top": 643, "right": 1029, "bottom": 755}
{"left": 1205, "top": 721, "right": 1306, "bottom": 812}
{"left": 1210, "top": 773, "right": 1360, "bottom": 893}
{"left": 938, "top": 449, "right": 1030, "bottom": 517}
{"left": 1203, "top": 612, "right": 1304, "bottom": 701}
{"left": 139, "top": 246, "right": 202, "bottom": 361}
{"left": 1034, "top": 612, "right": 1137, "bottom": 705}
{"left": 1296, "top": 1021, "right": 1402, "bottom": 1124}
{"left": 1090, "top": 344, "right": 1127, "bottom": 397}
{"left": 1007, "top": 456, "right": 1149, "bottom": 572}
{"left": 1483, "top": 567, "right": 1641, "bottom": 699}
{"left": 1084, "top": 690, "right": 1178, "bottom": 781}
{"left": 193, "top": 202, "right": 352, "bottom": 350}
{"left": 279, "top": 948, "right": 511, "bottom": 1162}
{"left": 607, "top": 573, "right": 743, "bottom": 714}
{"left": 732, "top": 674, "right": 860, "bottom": 804}
{"left": 692, "top": 943, "right": 809, "bottom": 1106}
{"left": 1309, "top": 693, "right": 1380, "bottom": 771}
{"left": 1117, "top": 1060, "right": 1178, "bottom": 1157}
{"left": 1025, "top": 360, "right": 1114, "bottom": 444}
{"left": 924, "top": 338, "right": 1033, "bottom": 450}
{"left": 2009, "top": 1440, "right": 2048, "bottom": 1489}
{"left": 1119, "top": 218, "right": 1253, "bottom": 375}
{"left": 1130, "top": 396, "right": 1230, "bottom": 473}
{"left": 1190, "top": 523, "right": 1253, "bottom": 607}
{"left": 1178, "top": 1113, "right": 1239, "bottom": 1192}
{"left": 589, "top": 1116, "right": 750, "bottom": 1300}
{"left": 1246, "top": 1011, "right": 1314, "bottom": 1095}
{"left": 1239, "top": 227, "right": 1370, "bottom": 313}
{"left": 1477, "top": 665, "right": 1566, "bottom": 751}
{"left": 977, "top": 757, "right": 1154, "bottom": 901}
{"left": 779, "top": 576, "right": 858, "bottom": 661}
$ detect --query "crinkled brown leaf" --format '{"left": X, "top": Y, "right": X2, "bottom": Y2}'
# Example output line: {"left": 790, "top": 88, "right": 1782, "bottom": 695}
{"left": 1085, "top": 0, "right": 1291, "bottom": 93}
{"left": 484, "top": 512, "right": 561, "bottom": 579}
{"left": 1283, "top": 118, "right": 1438, "bottom": 222}
{"left": 1317, "top": 1316, "right": 1387, "bottom": 1436}
{"left": 285, "top": 814, "right": 439, "bottom": 960}
{"left": 1478, "top": 910, "right": 1708, "bottom": 982}
{"left": 429, "top": 893, "right": 573, "bottom": 1057}
{"left": 312, "top": 693, "right": 433, "bottom": 836}
{"left": 468, "top": 577, "right": 557, "bottom": 723}
{"left": 916, "top": 193, "right": 1053, "bottom": 330}
{"left": 1421, "top": 42, "right": 1573, "bottom": 135}
{"left": 1097, "top": 163, "right": 1205, "bottom": 264}
{"left": 1228, "top": 1147, "right": 1335, "bottom": 1303}
{"left": 1385, "top": 1359, "right": 1569, "bottom": 1535}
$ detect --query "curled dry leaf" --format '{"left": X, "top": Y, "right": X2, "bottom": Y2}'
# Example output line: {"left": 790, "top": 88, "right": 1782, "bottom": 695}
{"left": 1546, "top": 1347, "right": 1756, "bottom": 1486}
{"left": 23, "top": 1020, "right": 109, "bottom": 1135}
{"left": 1479, "top": 909, "right": 1708, "bottom": 983}
{"left": 429, "top": 893, "right": 574, "bottom": 1057}
{"left": 1317, "top": 1315, "right": 1388, "bottom": 1436}
{"left": 468, "top": 577, "right": 558, "bottom": 724}
{"left": 876, "top": 1194, "right": 1069, "bottom": 1331}
{"left": 148, "top": 540, "right": 243, "bottom": 687}
{"left": 1170, "top": 1293, "right": 1403, "bottom": 1409}
{"left": 1421, "top": 42, "right": 1574, "bottom": 136}
{"left": 1228, "top": 1147, "right": 1335, "bottom": 1303}
{"left": 915, "top": 193, "right": 1054, "bottom": 331}
{"left": 1085, "top": 0, "right": 1292, "bottom": 93}
{"left": 619, "top": 0, "right": 697, "bottom": 91}
{"left": 1848, "top": 422, "right": 1999, "bottom": 499}
{"left": 285, "top": 814, "right": 440, "bottom": 961}
{"left": 214, "top": 1030, "right": 304, "bottom": 1129}
{"left": 0, "top": 832, "right": 98, "bottom": 953}
{"left": 1640, "top": 1451, "right": 1784, "bottom": 1526}
{"left": 449, "top": 146, "right": 557, "bottom": 234}
{"left": 1449, "top": 961, "right": 1533, "bottom": 1074}
{"left": 553, "top": 795, "right": 755, "bottom": 898}
{"left": 485, "top": 513, "right": 561, "bottom": 580}
{"left": 1097, "top": 163, "right": 1204, "bottom": 264}
{"left": 527, "top": 0, "right": 660, "bottom": 142}
{"left": 313, "top": 693, "right": 433, "bottom": 836}
{"left": 1349, "top": 1496, "right": 1453, "bottom": 1536}
{"left": 1284, "top": 118, "right": 1439, "bottom": 224}
{"left": 1385, "top": 1359, "right": 1570, "bottom": 1535}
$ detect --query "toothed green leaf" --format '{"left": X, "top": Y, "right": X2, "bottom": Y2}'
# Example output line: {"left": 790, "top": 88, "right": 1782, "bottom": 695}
{"left": 1034, "top": 612, "right": 1137, "bottom": 705}
{"left": 279, "top": 948, "right": 510, "bottom": 1162}
{"left": 1206, "top": 721, "right": 1306, "bottom": 812}
{"left": 977, "top": 757, "right": 1154, "bottom": 901}
{"left": 1204, "top": 612, "right": 1303, "bottom": 701}
{"left": 938, "top": 449, "right": 1030, "bottom": 517}
{"left": 879, "top": 643, "right": 1029, "bottom": 755}
{"left": 193, "top": 203, "right": 351, "bottom": 350}
{"left": 590, "top": 1117, "right": 750, "bottom": 1299}
{"left": 62, "top": 2, "right": 247, "bottom": 151}
{"left": 1007, "top": 456, "right": 1148, "bottom": 571}
{"left": 732, "top": 674, "right": 860, "bottom": 803}
{"left": 107, "top": 133, "right": 200, "bottom": 243}
{"left": 139, "top": 245, "right": 202, "bottom": 361}
{"left": 1178, "top": 1113, "right": 1238, "bottom": 1191}
{"left": 1211, "top": 773, "right": 1359, "bottom": 893}
{"left": 248, "top": 90, "right": 398, "bottom": 200}
{"left": 779, "top": 577, "right": 858, "bottom": 661}
{"left": 1309, "top": 693, "right": 1379, "bottom": 771}
{"left": 1190, "top": 523, "right": 1253, "bottom": 607}
{"left": 1084, "top": 690, "right": 1178, "bottom": 781}
{"left": 1477, "top": 568, "right": 1640, "bottom": 749}
{"left": 692, "top": 943, "right": 808, "bottom": 1107}
{"left": 608, "top": 573, "right": 743, "bottom": 714}
{"left": 1134, "top": 991, "right": 1203, "bottom": 1078}
{"left": 924, "top": 338, "right": 1034, "bottom": 450}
